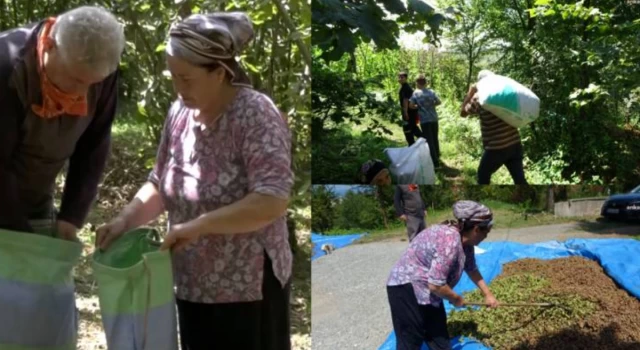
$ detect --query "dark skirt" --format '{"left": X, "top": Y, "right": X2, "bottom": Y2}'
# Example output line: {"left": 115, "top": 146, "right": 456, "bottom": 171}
{"left": 176, "top": 252, "right": 291, "bottom": 350}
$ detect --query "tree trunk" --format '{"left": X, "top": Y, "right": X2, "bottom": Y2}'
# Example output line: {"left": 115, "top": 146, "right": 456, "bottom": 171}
{"left": 0, "top": 0, "right": 6, "bottom": 31}
{"left": 347, "top": 51, "right": 357, "bottom": 74}
{"left": 287, "top": 211, "right": 298, "bottom": 255}
{"left": 375, "top": 187, "right": 389, "bottom": 229}
{"left": 466, "top": 56, "right": 473, "bottom": 91}
{"left": 546, "top": 186, "right": 555, "bottom": 213}
{"left": 178, "top": 0, "right": 192, "bottom": 18}
{"left": 271, "top": 0, "right": 312, "bottom": 69}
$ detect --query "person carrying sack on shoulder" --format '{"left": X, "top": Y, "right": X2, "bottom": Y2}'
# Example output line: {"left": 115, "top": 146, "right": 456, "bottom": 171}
{"left": 460, "top": 70, "right": 527, "bottom": 185}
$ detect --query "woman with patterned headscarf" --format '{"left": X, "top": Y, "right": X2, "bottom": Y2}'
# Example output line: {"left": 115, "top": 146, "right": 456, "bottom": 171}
{"left": 97, "top": 12, "right": 293, "bottom": 350}
{"left": 386, "top": 200, "right": 500, "bottom": 350}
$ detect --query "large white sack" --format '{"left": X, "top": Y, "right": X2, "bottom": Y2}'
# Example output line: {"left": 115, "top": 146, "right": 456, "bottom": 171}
{"left": 384, "top": 138, "right": 436, "bottom": 184}
{"left": 476, "top": 72, "right": 540, "bottom": 128}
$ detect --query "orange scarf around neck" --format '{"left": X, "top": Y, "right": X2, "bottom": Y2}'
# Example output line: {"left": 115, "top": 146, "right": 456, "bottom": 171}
{"left": 31, "top": 17, "right": 88, "bottom": 119}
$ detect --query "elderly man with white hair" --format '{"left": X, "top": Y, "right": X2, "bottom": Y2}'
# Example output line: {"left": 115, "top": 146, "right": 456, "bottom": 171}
{"left": 0, "top": 6, "right": 125, "bottom": 240}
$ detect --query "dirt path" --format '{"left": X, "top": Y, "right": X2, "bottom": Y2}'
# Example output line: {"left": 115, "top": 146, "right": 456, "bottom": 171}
{"left": 311, "top": 221, "right": 640, "bottom": 350}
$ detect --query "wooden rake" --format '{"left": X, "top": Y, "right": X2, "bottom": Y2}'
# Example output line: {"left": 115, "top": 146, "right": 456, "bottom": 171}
{"left": 464, "top": 302, "right": 556, "bottom": 308}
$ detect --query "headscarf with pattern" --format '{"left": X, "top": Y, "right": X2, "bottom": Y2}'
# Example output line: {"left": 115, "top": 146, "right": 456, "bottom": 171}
{"left": 452, "top": 200, "right": 493, "bottom": 223}
{"left": 166, "top": 12, "right": 254, "bottom": 88}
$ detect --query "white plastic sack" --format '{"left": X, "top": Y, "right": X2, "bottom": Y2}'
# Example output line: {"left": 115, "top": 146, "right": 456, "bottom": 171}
{"left": 476, "top": 71, "right": 540, "bottom": 128}
{"left": 384, "top": 138, "right": 436, "bottom": 184}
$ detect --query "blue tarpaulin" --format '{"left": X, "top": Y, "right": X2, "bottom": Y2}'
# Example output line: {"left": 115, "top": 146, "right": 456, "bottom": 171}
{"left": 379, "top": 238, "right": 640, "bottom": 350}
{"left": 311, "top": 232, "right": 367, "bottom": 261}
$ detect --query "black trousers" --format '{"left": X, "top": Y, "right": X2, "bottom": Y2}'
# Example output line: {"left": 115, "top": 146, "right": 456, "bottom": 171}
{"left": 403, "top": 120, "right": 423, "bottom": 146}
{"left": 420, "top": 122, "right": 440, "bottom": 167}
{"left": 176, "top": 253, "right": 291, "bottom": 350}
{"left": 387, "top": 284, "right": 451, "bottom": 350}
{"left": 477, "top": 142, "right": 527, "bottom": 185}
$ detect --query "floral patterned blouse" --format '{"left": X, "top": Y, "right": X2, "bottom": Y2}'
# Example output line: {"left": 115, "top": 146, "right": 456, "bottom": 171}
{"left": 387, "top": 224, "right": 478, "bottom": 306}
{"left": 149, "top": 87, "right": 294, "bottom": 303}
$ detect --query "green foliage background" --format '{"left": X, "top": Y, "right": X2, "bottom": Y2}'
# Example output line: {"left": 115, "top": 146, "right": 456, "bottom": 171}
{"left": 0, "top": 0, "right": 311, "bottom": 216}
{"left": 311, "top": 0, "right": 640, "bottom": 186}
{"left": 311, "top": 184, "right": 625, "bottom": 233}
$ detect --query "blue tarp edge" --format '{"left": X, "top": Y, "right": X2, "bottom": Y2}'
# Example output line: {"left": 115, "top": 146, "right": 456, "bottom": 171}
{"left": 311, "top": 232, "right": 367, "bottom": 261}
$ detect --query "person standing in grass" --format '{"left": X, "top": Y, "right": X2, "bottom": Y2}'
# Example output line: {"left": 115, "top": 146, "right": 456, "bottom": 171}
{"left": 460, "top": 71, "right": 527, "bottom": 185}
{"left": 0, "top": 6, "right": 124, "bottom": 240}
{"left": 386, "top": 200, "right": 499, "bottom": 350}
{"left": 410, "top": 74, "right": 442, "bottom": 168}
{"left": 398, "top": 71, "right": 422, "bottom": 146}
{"left": 96, "top": 12, "right": 294, "bottom": 350}
{"left": 394, "top": 184, "right": 427, "bottom": 242}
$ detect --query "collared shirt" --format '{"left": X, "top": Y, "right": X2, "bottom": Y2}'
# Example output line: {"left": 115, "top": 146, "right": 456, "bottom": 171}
{"left": 149, "top": 87, "right": 294, "bottom": 303}
{"left": 387, "top": 224, "right": 478, "bottom": 306}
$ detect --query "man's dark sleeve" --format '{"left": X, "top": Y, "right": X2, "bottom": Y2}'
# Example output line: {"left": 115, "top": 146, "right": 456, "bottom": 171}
{"left": 57, "top": 70, "right": 119, "bottom": 228}
{"left": 401, "top": 85, "right": 413, "bottom": 100}
{"left": 394, "top": 186, "right": 404, "bottom": 217}
{"left": 0, "top": 84, "right": 32, "bottom": 232}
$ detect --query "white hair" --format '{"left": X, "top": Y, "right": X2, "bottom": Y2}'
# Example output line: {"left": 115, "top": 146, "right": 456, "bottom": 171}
{"left": 51, "top": 6, "right": 125, "bottom": 77}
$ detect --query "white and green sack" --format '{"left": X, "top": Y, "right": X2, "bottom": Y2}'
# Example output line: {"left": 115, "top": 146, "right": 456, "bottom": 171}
{"left": 0, "top": 228, "right": 82, "bottom": 350}
{"left": 476, "top": 71, "right": 540, "bottom": 128}
{"left": 93, "top": 228, "right": 178, "bottom": 350}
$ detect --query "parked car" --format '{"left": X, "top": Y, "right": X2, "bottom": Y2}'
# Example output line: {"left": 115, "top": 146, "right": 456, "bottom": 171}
{"left": 600, "top": 185, "right": 640, "bottom": 220}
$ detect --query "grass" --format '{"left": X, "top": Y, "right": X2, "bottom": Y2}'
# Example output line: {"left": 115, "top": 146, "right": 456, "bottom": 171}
{"left": 354, "top": 200, "right": 591, "bottom": 244}
{"left": 55, "top": 119, "right": 311, "bottom": 350}
{"left": 312, "top": 100, "right": 577, "bottom": 184}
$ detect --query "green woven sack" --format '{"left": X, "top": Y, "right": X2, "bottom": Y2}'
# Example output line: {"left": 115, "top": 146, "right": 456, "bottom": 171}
{"left": 0, "top": 228, "right": 82, "bottom": 350}
{"left": 93, "top": 228, "right": 178, "bottom": 350}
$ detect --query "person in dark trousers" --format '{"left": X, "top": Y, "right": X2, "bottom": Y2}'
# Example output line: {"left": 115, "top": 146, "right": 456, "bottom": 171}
{"left": 394, "top": 184, "right": 427, "bottom": 242}
{"left": 398, "top": 71, "right": 422, "bottom": 146}
{"left": 460, "top": 71, "right": 527, "bottom": 184}
{"left": 0, "top": 6, "right": 124, "bottom": 240}
{"left": 410, "top": 74, "right": 442, "bottom": 168}
{"left": 97, "top": 12, "right": 293, "bottom": 350}
{"left": 386, "top": 200, "right": 500, "bottom": 350}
